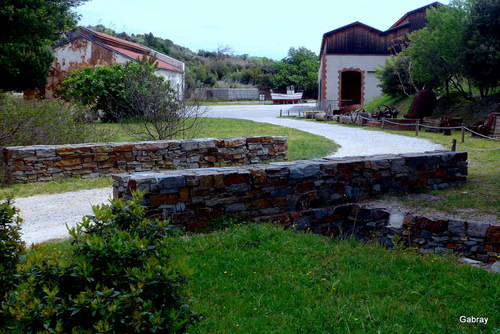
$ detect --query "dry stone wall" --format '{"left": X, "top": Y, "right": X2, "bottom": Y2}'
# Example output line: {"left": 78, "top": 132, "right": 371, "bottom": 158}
{"left": 300, "top": 204, "right": 499, "bottom": 263}
{"left": 2, "top": 136, "right": 287, "bottom": 184}
{"left": 109, "top": 151, "right": 496, "bottom": 261}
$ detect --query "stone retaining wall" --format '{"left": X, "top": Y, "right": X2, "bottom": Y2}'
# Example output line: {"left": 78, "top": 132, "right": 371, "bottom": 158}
{"left": 2, "top": 136, "right": 287, "bottom": 184}
{"left": 109, "top": 151, "right": 496, "bottom": 260}
{"left": 299, "top": 204, "right": 499, "bottom": 263}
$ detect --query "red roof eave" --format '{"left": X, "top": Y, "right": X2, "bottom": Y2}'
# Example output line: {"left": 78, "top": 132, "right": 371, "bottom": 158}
{"left": 111, "top": 46, "right": 182, "bottom": 72}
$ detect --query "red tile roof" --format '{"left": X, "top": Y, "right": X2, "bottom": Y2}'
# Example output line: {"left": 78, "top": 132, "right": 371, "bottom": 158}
{"left": 80, "top": 27, "right": 183, "bottom": 73}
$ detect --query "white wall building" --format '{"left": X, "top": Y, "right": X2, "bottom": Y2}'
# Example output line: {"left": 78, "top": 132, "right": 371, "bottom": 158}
{"left": 318, "top": 2, "right": 439, "bottom": 111}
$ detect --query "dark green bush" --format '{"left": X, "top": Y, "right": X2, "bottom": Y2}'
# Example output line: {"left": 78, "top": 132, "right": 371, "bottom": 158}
{"left": 3, "top": 193, "right": 196, "bottom": 333}
{"left": 0, "top": 199, "right": 25, "bottom": 325}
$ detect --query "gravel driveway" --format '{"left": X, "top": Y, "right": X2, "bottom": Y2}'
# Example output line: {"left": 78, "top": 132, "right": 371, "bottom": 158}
{"left": 17, "top": 103, "right": 443, "bottom": 244}
{"left": 204, "top": 104, "right": 442, "bottom": 157}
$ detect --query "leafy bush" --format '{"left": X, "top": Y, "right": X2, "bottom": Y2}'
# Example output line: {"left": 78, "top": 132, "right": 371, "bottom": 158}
{"left": 2, "top": 193, "right": 196, "bottom": 333}
{"left": 0, "top": 199, "right": 25, "bottom": 325}
{"left": 62, "top": 57, "right": 208, "bottom": 140}
{"left": 61, "top": 58, "right": 162, "bottom": 123}
{"left": 61, "top": 63, "right": 130, "bottom": 122}
{"left": 0, "top": 94, "right": 110, "bottom": 149}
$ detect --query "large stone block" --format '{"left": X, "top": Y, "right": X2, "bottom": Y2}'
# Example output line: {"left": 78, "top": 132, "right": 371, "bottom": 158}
{"left": 158, "top": 175, "right": 187, "bottom": 189}
{"left": 224, "top": 137, "right": 246, "bottom": 148}
{"left": 54, "top": 158, "right": 83, "bottom": 167}
{"left": 416, "top": 217, "right": 448, "bottom": 233}
{"left": 224, "top": 172, "right": 250, "bottom": 185}
{"left": 290, "top": 164, "right": 322, "bottom": 179}
{"left": 467, "top": 222, "right": 490, "bottom": 238}
{"left": 448, "top": 220, "right": 467, "bottom": 236}
{"left": 486, "top": 225, "right": 500, "bottom": 244}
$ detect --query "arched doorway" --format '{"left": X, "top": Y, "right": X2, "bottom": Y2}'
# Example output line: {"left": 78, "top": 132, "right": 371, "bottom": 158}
{"left": 340, "top": 71, "right": 362, "bottom": 107}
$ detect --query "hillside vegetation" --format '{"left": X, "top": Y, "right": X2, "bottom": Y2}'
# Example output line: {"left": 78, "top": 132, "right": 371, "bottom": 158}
{"left": 84, "top": 25, "right": 319, "bottom": 98}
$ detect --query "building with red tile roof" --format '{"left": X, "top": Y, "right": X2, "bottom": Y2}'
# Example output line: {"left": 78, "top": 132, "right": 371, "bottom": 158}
{"left": 45, "top": 26, "right": 185, "bottom": 98}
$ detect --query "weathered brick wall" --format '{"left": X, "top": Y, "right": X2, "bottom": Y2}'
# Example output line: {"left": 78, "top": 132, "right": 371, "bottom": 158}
{"left": 2, "top": 136, "right": 287, "bottom": 184}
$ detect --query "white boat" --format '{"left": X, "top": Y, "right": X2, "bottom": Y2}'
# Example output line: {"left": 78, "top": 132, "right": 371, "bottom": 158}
{"left": 270, "top": 92, "right": 303, "bottom": 104}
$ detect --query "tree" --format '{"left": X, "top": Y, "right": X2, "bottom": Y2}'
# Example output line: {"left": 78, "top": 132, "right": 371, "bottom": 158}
{"left": 462, "top": 0, "right": 500, "bottom": 97}
{"left": 400, "top": 0, "right": 500, "bottom": 99}
{"left": 270, "top": 47, "right": 319, "bottom": 97}
{"left": 0, "top": 0, "right": 89, "bottom": 91}
{"left": 114, "top": 61, "right": 209, "bottom": 140}
{"left": 61, "top": 64, "right": 130, "bottom": 122}
{"left": 376, "top": 40, "right": 422, "bottom": 97}
{"left": 63, "top": 57, "right": 208, "bottom": 139}
{"left": 404, "top": 4, "right": 470, "bottom": 98}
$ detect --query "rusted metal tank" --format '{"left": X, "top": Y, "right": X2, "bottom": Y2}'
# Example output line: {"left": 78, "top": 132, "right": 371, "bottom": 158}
{"left": 405, "top": 90, "right": 437, "bottom": 119}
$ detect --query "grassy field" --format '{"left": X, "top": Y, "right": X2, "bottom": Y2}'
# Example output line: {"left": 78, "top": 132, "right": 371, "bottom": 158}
{"left": 170, "top": 224, "right": 499, "bottom": 333}
{"left": 0, "top": 118, "right": 337, "bottom": 198}
{"left": 5, "top": 107, "right": 499, "bottom": 333}
{"left": 34, "top": 223, "right": 500, "bottom": 333}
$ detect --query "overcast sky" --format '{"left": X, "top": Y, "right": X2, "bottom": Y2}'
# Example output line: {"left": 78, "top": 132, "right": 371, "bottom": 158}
{"left": 76, "top": 0, "right": 449, "bottom": 60}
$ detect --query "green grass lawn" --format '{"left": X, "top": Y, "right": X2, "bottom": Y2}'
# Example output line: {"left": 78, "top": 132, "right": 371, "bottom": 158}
{"left": 172, "top": 224, "right": 500, "bottom": 333}
{"left": 32, "top": 223, "right": 500, "bottom": 334}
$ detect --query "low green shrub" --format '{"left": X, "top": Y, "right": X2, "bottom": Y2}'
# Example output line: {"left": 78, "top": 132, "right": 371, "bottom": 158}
{"left": 0, "top": 199, "right": 25, "bottom": 325}
{"left": 2, "top": 193, "right": 196, "bottom": 333}
{"left": 0, "top": 94, "right": 112, "bottom": 149}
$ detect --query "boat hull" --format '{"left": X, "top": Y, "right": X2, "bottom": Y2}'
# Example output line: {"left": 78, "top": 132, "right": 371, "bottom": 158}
{"left": 271, "top": 92, "right": 303, "bottom": 104}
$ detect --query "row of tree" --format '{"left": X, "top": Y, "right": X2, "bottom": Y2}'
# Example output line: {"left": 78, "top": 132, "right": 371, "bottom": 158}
{"left": 3, "top": 0, "right": 498, "bottom": 102}
{"left": 377, "top": 0, "right": 500, "bottom": 100}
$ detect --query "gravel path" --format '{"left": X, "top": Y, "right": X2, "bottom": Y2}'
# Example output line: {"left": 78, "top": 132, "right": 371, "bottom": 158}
{"left": 17, "top": 104, "right": 443, "bottom": 244}
{"left": 17, "top": 188, "right": 113, "bottom": 245}
{"left": 204, "top": 104, "right": 442, "bottom": 157}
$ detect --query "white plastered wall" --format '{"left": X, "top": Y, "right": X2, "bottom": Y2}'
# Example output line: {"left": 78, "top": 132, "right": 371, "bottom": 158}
{"left": 323, "top": 55, "right": 389, "bottom": 104}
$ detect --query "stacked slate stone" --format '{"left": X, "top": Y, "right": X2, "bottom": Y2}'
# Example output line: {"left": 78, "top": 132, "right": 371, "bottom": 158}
{"left": 2, "top": 136, "right": 287, "bottom": 184}
{"left": 111, "top": 151, "right": 500, "bottom": 263}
